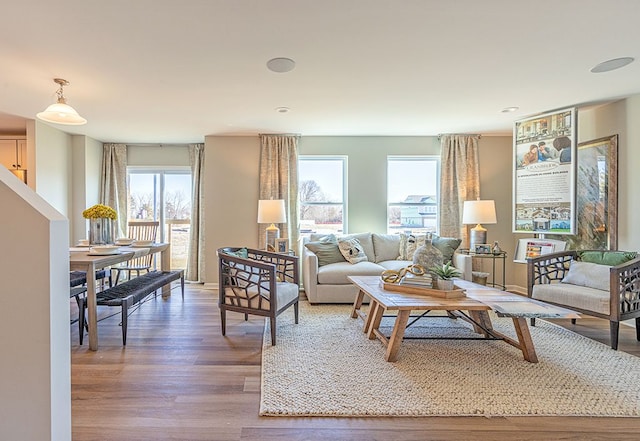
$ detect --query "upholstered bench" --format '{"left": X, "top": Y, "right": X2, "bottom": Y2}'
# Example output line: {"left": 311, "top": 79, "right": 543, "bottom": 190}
{"left": 78, "top": 270, "right": 184, "bottom": 345}
{"left": 527, "top": 250, "right": 640, "bottom": 349}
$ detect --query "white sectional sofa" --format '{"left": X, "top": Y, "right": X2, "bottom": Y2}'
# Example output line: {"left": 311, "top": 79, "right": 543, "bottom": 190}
{"left": 301, "top": 232, "right": 472, "bottom": 304}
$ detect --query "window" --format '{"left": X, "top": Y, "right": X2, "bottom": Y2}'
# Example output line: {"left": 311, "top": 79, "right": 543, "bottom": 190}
{"left": 387, "top": 156, "right": 439, "bottom": 235}
{"left": 298, "top": 156, "right": 346, "bottom": 235}
{"left": 127, "top": 168, "right": 192, "bottom": 269}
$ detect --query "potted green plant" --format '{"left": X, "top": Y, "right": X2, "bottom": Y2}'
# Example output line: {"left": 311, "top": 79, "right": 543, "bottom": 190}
{"left": 430, "top": 261, "right": 461, "bottom": 290}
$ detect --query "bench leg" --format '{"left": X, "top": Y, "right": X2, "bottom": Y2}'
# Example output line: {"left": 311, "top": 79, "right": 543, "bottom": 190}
{"left": 122, "top": 298, "right": 130, "bottom": 346}
{"left": 78, "top": 296, "right": 86, "bottom": 345}
{"left": 610, "top": 321, "right": 619, "bottom": 350}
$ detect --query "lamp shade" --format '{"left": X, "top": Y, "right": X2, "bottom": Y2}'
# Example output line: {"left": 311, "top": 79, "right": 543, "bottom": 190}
{"left": 37, "top": 102, "right": 87, "bottom": 125}
{"left": 462, "top": 200, "right": 497, "bottom": 225}
{"left": 257, "top": 199, "right": 286, "bottom": 224}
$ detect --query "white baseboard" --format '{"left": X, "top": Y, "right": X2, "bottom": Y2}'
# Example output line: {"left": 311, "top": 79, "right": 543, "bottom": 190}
{"left": 203, "top": 282, "right": 218, "bottom": 290}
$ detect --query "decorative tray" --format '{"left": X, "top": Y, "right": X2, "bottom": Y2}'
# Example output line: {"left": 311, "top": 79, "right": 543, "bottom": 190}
{"left": 381, "top": 281, "right": 466, "bottom": 299}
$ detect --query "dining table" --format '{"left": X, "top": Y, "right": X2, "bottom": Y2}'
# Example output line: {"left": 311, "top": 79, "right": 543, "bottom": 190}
{"left": 69, "top": 243, "right": 171, "bottom": 350}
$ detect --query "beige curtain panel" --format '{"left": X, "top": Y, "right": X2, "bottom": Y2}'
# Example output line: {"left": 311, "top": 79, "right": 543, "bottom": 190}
{"left": 186, "top": 143, "right": 205, "bottom": 282}
{"left": 258, "top": 134, "right": 299, "bottom": 251}
{"left": 99, "top": 143, "right": 128, "bottom": 237}
{"left": 439, "top": 134, "right": 480, "bottom": 247}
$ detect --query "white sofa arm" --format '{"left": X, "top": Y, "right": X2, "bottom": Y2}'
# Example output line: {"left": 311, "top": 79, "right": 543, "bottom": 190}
{"left": 301, "top": 242, "right": 319, "bottom": 302}
{"left": 453, "top": 252, "right": 472, "bottom": 281}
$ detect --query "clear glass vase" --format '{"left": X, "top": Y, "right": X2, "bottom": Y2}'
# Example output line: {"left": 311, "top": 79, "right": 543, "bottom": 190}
{"left": 89, "top": 218, "right": 115, "bottom": 245}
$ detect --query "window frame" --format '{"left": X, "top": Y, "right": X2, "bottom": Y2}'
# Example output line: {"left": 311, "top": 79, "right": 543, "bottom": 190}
{"left": 298, "top": 155, "right": 348, "bottom": 235}
{"left": 386, "top": 155, "right": 440, "bottom": 235}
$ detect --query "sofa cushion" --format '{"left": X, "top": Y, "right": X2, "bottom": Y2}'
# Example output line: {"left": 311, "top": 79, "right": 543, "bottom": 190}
{"left": 398, "top": 233, "right": 425, "bottom": 260}
{"left": 532, "top": 283, "right": 609, "bottom": 315}
{"left": 432, "top": 235, "right": 462, "bottom": 264}
{"left": 562, "top": 260, "right": 611, "bottom": 291}
{"left": 578, "top": 250, "right": 637, "bottom": 266}
{"left": 304, "top": 235, "right": 345, "bottom": 267}
{"left": 317, "top": 261, "right": 385, "bottom": 284}
{"left": 372, "top": 233, "right": 401, "bottom": 263}
{"left": 337, "top": 237, "right": 368, "bottom": 264}
{"left": 378, "top": 260, "right": 413, "bottom": 271}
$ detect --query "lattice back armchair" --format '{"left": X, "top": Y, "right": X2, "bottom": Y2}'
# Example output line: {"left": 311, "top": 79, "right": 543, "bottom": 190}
{"left": 527, "top": 250, "right": 640, "bottom": 349}
{"left": 217, "top": 247, "right": 300, "bottom": 345}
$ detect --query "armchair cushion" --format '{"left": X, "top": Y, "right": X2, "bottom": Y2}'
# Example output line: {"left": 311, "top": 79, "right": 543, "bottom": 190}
{"left": 304, "top": 234, "right": 345, "bottom": 266}
{"left": 578, "top": 250, "right": 637, "bottom": 266}
{"left": 337, "top": 237, "right": 368, "bottom": 264}
{"left": 532, "top": 283, "right": 609, "bottom": 315}
{"left": 562, "top": 260, "right": 611, "bottom": 291}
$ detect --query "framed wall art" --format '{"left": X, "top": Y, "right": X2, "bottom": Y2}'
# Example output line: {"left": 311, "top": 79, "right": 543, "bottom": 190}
{"left": 546, "top": 134, "right": 618, "bottom": 250}
{"left": 513, "top": 108, "right": 577, "bottom": 235}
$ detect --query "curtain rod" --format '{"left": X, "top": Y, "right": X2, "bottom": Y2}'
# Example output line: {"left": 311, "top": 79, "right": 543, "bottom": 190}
{"left": 259, "top": 133, "right": 301, "bottom": 137}
{"left": 437, "top": 133, "right": 482, "bottom": 140}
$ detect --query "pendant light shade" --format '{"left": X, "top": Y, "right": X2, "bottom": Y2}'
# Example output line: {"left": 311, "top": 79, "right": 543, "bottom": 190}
{"left": 37, "top": 78, "right": 87, "bottom": 125}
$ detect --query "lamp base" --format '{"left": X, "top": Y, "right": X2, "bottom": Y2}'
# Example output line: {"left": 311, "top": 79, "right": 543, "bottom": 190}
{"left": 469, "top": 224, "right": 487, "bottom": 250}
{"left": 265, "top": 224, "right": 280, "bottom": 251}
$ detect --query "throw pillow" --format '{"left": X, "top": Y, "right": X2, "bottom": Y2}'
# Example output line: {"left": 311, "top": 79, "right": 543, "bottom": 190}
{"left": 304, "top": 235, "right": 345, "bottom": 266}
{"left": 372, "top": 233, "right": 401, "bottom": 263}
{"left": 397, "top": 233, "right": 425, "bottom": 260}
{"left": 337, "top": 237, "right": 368, "bottom": 264}
{"left": 562, "top": 260, "right": 611, "bottom": 291}
{"left": 578, "top": 251, "right": 637, "bottom": 266}
{"left": 432, "top": 235, "right": 462, "bottom": 264}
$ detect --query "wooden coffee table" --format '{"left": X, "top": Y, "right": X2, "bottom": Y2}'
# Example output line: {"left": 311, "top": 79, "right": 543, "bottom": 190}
{"left": 349, "top": 276, "right": 578, "bottom": 363}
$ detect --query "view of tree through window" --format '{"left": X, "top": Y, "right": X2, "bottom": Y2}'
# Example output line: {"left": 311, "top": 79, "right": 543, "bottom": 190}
{"left": 128, "top": 170, "right": 192, "bottom": 269}
{"left": 387, "top": 157, "right": 439, "bottom": 234}
{"left": 298, "top": 157, "right": 346, "bottom": 235}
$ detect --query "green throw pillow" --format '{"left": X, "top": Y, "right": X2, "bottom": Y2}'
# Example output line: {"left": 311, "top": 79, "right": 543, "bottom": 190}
{"left": 224, "top": 247, "right": 248, "bottom": 259}
{"left": 578, "top": 251, "right": 637, "bottom": 266}
{"left": 432, "top": 235, "right": 462, "bottom": 264}
{"left": 305, "top": 234, "right": 346, "bottom": 266}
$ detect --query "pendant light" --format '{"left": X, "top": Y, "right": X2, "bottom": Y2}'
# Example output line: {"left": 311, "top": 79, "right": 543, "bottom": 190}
{"left": 36, "top": 78, "right": 87, "bottom": 125}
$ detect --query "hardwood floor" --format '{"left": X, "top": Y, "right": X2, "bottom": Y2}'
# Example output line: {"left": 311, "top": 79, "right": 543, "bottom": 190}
{"left": 71, "top": 284, "right": 640, "bottom": 441}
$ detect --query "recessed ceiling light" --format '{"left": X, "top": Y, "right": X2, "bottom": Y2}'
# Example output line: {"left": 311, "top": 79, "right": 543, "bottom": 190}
{"left": 267, "top": 57, "right": 296, "bottom": 73}
{"left": 501, "top": 106, "right": 519, "bottom": 113}
{"left": 590, "top": 57, "right": 634, "bottom": 73}
{"left": 275, "top": 107, "right": 290, "bottom": 113}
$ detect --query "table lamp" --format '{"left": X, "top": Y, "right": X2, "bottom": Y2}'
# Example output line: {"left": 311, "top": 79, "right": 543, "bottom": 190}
{"left": 257, "top": 199, "right": 286, "bottom": 251}
{"left": 462, "top": 199, "right": 497, "bottom": 250}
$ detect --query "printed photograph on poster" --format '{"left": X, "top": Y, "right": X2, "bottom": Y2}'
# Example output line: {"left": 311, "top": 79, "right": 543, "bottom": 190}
{"left": 512, "top": 108, "right": 577, "bottom": 234}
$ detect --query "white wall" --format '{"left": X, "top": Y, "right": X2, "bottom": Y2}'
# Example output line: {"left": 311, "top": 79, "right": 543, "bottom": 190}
{"left": 34, "top": 121, "right": 72, "bottom": 217}
{"left": 0, "top": 166, "right": 71, "bottom": 441}
{"left": 71, "top": 136, "right": 102, "bottom": 243}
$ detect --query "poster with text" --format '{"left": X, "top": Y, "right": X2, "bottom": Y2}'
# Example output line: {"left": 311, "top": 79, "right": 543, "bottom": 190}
{"left": 512, "top": 108, "right": 576, "bottom": 234}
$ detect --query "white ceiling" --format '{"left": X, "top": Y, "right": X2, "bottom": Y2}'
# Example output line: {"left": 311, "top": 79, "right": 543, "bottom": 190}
{"left": 1, "top": 0, "right": 639, "bottom": 143}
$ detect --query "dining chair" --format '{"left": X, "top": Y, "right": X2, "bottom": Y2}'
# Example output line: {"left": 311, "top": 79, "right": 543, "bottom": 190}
{"left": 112, "top": 221, "right": 160, "bottom": 285}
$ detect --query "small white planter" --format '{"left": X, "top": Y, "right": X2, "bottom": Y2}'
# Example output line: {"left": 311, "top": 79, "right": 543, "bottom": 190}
{"left": 436, "top": 279, "right": 455, "bottom": 291}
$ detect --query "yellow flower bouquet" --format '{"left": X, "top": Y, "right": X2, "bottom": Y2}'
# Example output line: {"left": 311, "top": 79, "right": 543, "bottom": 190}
{"left": 82, "top": 204, "right": 117, "bottom": 220}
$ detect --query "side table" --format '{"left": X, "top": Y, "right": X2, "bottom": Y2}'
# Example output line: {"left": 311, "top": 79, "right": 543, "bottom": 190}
{"left": 459, "top": 249, "right": 507, "bottom": 290}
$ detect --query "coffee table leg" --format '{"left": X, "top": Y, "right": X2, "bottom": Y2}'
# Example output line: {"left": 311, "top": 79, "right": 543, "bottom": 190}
{"left": 512, "top": 317, "right": 538, "bottom": 363}
{"left": 366, "top": 300, "right": 384, "bottom": 338}
{"left": 470, "top": 310, "right": 493, "bottom": 337}
{"left": 350, "top": 289, "right": 365, "bottom": 319}
{"left": 385, "top": 310, "right": 410, "bottom": 362}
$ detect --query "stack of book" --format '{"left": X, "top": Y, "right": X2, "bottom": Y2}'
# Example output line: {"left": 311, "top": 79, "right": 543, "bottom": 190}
{"left": 400, "top": 272, "right": 433, "bottom": 288}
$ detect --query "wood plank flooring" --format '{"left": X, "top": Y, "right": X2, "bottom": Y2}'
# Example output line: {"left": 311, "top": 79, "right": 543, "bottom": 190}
{"left": 71, "top": 284, "right": 640, "bottom": 441}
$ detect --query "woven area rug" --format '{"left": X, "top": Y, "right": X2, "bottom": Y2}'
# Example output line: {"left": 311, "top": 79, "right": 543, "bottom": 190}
{"left": 260, "top": 303, "right": 640, "bottom": 417}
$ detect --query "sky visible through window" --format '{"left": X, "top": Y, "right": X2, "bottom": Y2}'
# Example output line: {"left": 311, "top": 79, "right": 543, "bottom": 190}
{"left": 298, "top": 159, "right": 343, "bottom": 201}
{"left": 387, "top": 158, "right": 438, "bottom": 202}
